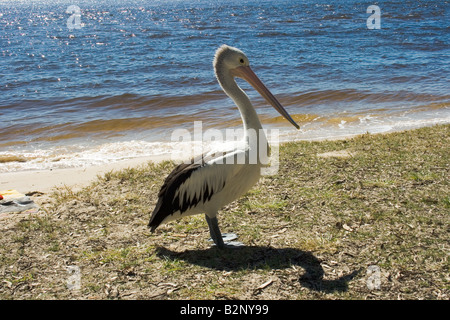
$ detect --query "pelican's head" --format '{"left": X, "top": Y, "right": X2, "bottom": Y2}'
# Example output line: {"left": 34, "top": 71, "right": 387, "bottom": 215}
{"left": 213, "top": 45, "right": 300, "bottom": 130}
{"left": 213, "top": 45, "right": 250, "bottom": 71}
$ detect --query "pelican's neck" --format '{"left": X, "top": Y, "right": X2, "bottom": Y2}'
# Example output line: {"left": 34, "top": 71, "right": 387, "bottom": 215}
{"left": 215, "top": 66, "right": 269, "bottom": 167}
{"left": 216, "top": 68, "right": 263, "bottom": 134}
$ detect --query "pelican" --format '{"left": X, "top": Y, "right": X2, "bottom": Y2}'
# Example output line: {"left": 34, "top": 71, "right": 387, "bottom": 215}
{"left": 148, "top": 45, "right": 299, "bottom": 248}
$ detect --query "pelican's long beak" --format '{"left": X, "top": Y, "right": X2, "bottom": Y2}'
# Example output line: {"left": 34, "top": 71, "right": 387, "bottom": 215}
{"left": 231, "top": 65, "right": 300, "bottom": 130}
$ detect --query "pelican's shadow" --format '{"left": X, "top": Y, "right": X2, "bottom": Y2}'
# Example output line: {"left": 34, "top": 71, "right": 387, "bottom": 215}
{"left": 156, "top": 246, "right": 359, "bottom": 293}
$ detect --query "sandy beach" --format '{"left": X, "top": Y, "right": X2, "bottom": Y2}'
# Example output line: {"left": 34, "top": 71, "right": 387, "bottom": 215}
{"left": 0, "top": 154, "right": 179, "bottom": 195}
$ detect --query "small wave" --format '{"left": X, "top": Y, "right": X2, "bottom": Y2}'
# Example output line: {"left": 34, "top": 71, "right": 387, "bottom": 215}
{"left": 262, "top": 113, "right": 320, "bottom": 126}
{"left": 146, "top": 32, "right": 172, "bottom": 39}
{"left": 413, "top": 102, "right": 450, "bottom": 112}
{"left": 257, "top": 31, "right": 290, "bottom": 37}
{"left": 0, "top": 91, "right": 226, "bottom": 114}
{"left": 0, "top": 155, "right": 28, "bottom": 164}
{"left": 321, "top": 14, "right": 353, "bottom": 20}
{"left": 281, "top": 89, "right": 450, "bottom": 107}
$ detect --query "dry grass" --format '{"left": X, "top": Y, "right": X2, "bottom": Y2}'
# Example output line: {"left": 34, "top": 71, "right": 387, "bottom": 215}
{"left": 0, "top": 124, "right": 448, "bottom": 299}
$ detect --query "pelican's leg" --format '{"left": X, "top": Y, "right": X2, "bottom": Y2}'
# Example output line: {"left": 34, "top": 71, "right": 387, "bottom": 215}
{"left": 205, "top": 214, "right": 225, "bottom": 248}
{"left": 205, "top": 214, "right": 244, "bottom": 249}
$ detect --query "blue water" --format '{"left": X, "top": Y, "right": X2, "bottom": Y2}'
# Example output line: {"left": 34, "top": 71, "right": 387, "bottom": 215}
{"left": 0, "top": 0, "right": 449, "bottom": 172}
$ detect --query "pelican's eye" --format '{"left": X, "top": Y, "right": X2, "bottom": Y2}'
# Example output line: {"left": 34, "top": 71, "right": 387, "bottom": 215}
{"left": 239, "top": 58, "right": 245, "bottom": 64}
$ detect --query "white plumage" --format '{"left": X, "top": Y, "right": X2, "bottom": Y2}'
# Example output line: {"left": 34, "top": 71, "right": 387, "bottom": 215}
{"left": 149, "top": 45, "right": 299, "bottom": 248}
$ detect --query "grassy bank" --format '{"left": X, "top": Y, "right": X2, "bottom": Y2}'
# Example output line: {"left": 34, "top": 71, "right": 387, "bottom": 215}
{"left": 0, "top": 124, "right": 448, "bottom": 299}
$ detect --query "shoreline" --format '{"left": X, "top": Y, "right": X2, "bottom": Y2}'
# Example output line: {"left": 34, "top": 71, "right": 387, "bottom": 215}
{"left": 0, "top": 124, "right": 445, "bottom": 195}
{"left": 0, "top": 133, "right": 363, "bottom": 195}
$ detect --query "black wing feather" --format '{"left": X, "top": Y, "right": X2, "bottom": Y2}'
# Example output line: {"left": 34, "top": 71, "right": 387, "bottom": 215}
{"left": 148, "top": 162, "right": 202, "bottom": 232}
{"left": 148, "top": 151, "right": 233, "bottom": 232}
